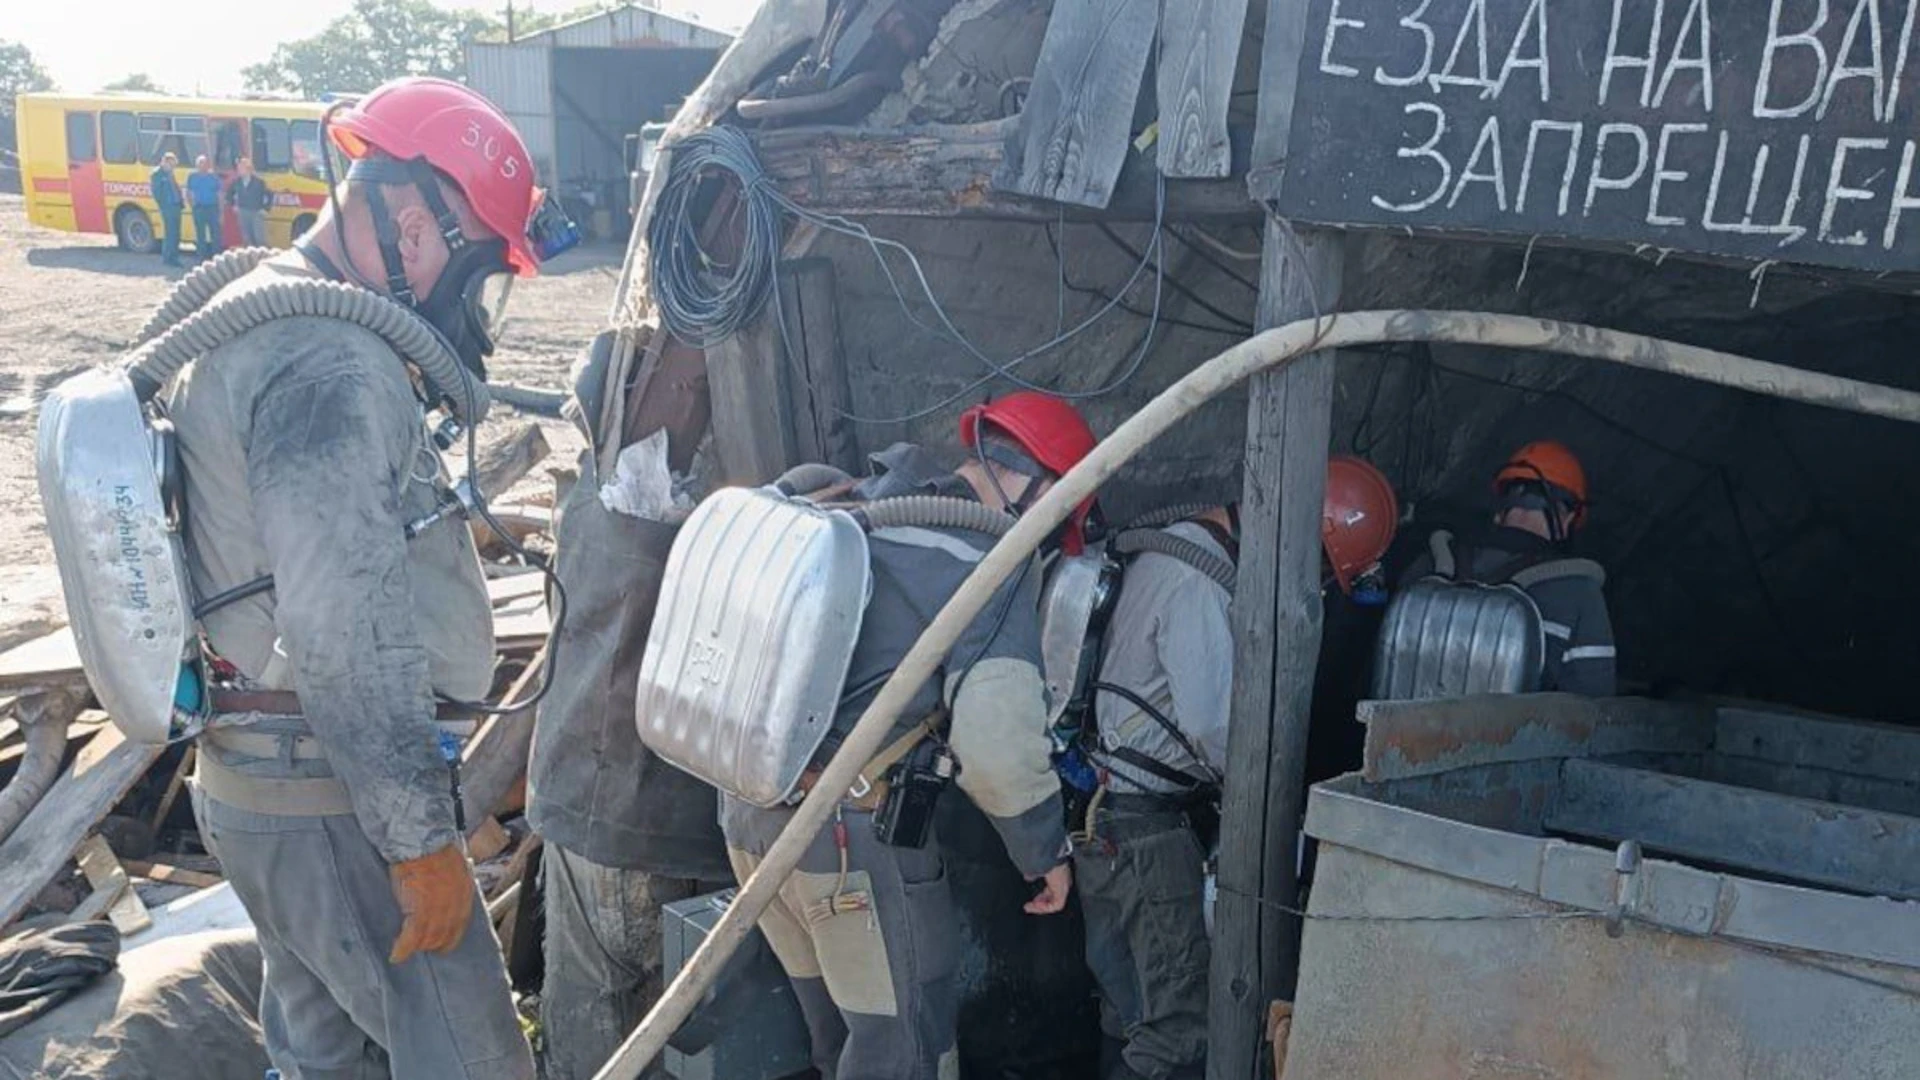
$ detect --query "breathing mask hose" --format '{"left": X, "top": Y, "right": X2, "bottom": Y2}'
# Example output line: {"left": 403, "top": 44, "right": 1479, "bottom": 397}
{"left": 596, "top": 309, "right": 1920, "bottom": 1080}
{"left": 134, "top": 247, "right": 279, "bottom": 345}
{"left": 772, "top": 463, "right": 856, "bottom": 498}
{"left": 1111, "top": 528, "right": 1237, "bottom": 591}
{"left": 125, "top": 278, "right": 492, "bottom": 425}
{"left": 854, "top": 495, "right": 1017, "bottom": 537}
{"left": 1123, "top": 502, "right": 1220, "bottom": 531}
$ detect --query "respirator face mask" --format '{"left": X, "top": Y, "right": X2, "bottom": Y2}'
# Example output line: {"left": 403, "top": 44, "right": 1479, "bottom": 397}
{"left": 415, "top": 238, "right": 511, "bottom": 382}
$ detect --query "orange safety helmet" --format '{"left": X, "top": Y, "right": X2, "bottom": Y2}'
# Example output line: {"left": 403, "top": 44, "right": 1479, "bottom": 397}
{"left": 1322, "top": 456, "right": 1398, "bottom": 595}
{"left": 327, "top": 77, "right": 547, "bottom": 276}
{"left": 959, "top": 391, "right": 1099, "bottom": 553}
{"left": 1494, "top": 440, "right": 1589, "bottom": 530}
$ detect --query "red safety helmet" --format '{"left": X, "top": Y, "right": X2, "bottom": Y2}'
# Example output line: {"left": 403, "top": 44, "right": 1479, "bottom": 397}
{"left": 327, "top": 77, "right": 545, "bottom": 276}
{"left": 959, "top": 392, "right": 1099, "bottom": 554}
{"left": 1495, "top": 440, "right": 1589, "bottom": 530}
{"left": 1322, "top": 456, "right": 1398, "bottom": 594}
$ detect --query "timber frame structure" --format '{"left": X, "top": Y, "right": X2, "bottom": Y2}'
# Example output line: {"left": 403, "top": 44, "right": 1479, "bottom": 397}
{"left": 590, "top": 1, "right": 1920, "bottom": 1078}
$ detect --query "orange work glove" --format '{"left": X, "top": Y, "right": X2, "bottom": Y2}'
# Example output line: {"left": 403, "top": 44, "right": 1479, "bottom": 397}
{"left": 388, "top": 842, "right": 477, "bottom": 964}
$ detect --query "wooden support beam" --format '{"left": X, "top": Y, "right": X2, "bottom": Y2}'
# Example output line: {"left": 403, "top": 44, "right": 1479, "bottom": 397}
{"left": 749, "top": 122, "right": 1256, "bottom": 222}
{"left": 1546, "top": 758, "right": 1920, "bottom": 902}
{"left": 997, "top": 0, "right": 1159, "bottom": 208}
{"left": 776, "top": 258, "right": 861, "bottom": 474}
{"left": 1157, "top": 0, "right": 1254, "bottom": 179}
{"left": 0, "top": 724, "right": 163, "bottom": 930}
{"left": 1209, "top": 216, "right": 1342, "bottom": 1080}
{"left": 704, "top": 312, "right": 796, "bottom": 486}
{"left": 459, "top": 648, "right": 547, "bottom": 836}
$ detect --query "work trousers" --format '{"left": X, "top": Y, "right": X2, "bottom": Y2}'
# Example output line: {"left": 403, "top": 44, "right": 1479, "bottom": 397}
{"left": 190, "top": 771, "right": 534, "bottom": 1080}
{"left": 1073, "top": 806, "right": 1210, "bottom": 1080}
{"left": 238, "top": 208, "right": 269, "bottom": 248}
{"left": 159, "top": 207, "right": 182, "bottom": 265}
{"left": 539, "top": 843, "right": 727, "bottom": 1080}
{"left": 191, "top": 204, "right": 221, "bottom": 255}
{"left": 722, "top": 796, "right": 960, "bottom": 1080}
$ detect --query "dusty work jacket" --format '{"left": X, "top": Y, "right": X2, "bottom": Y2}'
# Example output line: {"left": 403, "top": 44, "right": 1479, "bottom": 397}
{"left": 819, "top": 444, "right": 1067, "bottom": 877}
{"left": 1090, "top": 522, "right": 1233, "bottom": 796}
{"left": 1411, "top": 525, "right": 1618, "bottom": 697}
{"left": 167, "top": 256, "right": 493, "bottom": 865}
{"left": 524, "top": 427, "right": 729, "bottom": 879}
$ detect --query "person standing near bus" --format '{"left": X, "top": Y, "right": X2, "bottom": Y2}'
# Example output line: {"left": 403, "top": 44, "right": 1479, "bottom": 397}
{"left": 149, "top": 152, "right": 184, "bottom": 268}
{"left": 226, "top": 157, "right": 273, "bottom": 248}
{"left": 186, "top": 155, "right": 223, "bottom": 257}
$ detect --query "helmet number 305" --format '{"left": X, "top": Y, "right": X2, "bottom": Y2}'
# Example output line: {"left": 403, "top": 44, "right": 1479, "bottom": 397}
{"left": 462, "top": 120, "right": 521, "bottom": 180}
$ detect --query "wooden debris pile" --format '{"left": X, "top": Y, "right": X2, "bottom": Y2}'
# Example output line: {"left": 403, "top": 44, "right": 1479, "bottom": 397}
{"left": 0, "top": 420, "right": 560, "bottom": 950}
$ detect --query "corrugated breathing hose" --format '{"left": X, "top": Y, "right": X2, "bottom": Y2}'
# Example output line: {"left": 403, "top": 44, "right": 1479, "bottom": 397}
{"left": 594, "top": 309, "right": 1920, "bottom": 1080}
{"left": 0, "top": 692, "right": 76, "bottom": 846}
{"left": 126, "top": 277, "right": 491, "bottom": 425}
{"left": 1123, "top": 502, "right": 1219, "bottom": 530}
{"left": 1112, "top": 527, "right": 1236, "bottom": 591}
{"left": 134, "top": 247, "right": 277, "bottom": 345}
{"left": 853, "top": 495, "right": 1016, "bottom": 538}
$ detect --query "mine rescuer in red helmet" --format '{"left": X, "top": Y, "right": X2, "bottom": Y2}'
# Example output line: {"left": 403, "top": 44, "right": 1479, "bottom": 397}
{"left": 712, "top": 390, "right": 1097, "bottom": 1079}
{"left": 1068, "top": 456, "right": 1397, "bottom": 1080}
{"left": 151, "top": 78, "right": 574, "bottom": 1078}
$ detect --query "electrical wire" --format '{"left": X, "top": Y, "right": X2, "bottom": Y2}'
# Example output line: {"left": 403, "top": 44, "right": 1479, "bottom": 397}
{"left": 1042, "top": 224, "right": 1250, "bottom": 338}
{"left": 1098, "top": 222, "right": 1255, "bottom": 331}
{"left": 649, "top": 120, "right": 1178, "bottom": 425}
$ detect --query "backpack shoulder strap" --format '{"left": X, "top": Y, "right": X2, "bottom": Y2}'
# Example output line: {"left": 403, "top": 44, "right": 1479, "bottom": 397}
{"left": 1427, "top": 529, "right": 1458, "bottom": 579}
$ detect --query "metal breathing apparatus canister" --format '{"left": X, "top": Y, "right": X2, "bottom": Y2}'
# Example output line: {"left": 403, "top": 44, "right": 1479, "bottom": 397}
{"left": 37, "top": 247, "right": 491, "bottom": 745}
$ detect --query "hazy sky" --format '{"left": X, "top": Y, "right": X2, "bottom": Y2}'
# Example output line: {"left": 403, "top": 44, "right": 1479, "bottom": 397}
{"left": 11, "top": 0, "right": 762, "bottom": 99}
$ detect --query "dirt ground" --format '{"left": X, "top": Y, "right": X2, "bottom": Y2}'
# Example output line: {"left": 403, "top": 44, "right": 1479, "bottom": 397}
{"left": 0, "top": 192, "right": 606, "bottom": 645}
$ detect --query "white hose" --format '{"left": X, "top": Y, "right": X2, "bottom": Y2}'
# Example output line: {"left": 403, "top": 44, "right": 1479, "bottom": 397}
{"left": 593, "top": 308, "right": 1920, "bottom": 1080}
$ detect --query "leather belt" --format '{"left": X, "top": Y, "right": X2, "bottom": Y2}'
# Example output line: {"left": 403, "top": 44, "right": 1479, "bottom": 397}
{"left": 210, "top": 688, "right": 477, "bottom": 722}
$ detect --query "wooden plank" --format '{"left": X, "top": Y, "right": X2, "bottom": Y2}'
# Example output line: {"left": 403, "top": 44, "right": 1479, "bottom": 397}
{"left": 775, "top": 258, "right": 861, "bottom": 474}
{"left": 0, "top": 724, "right": 164, "bottom": 929}
{"left": 123, "top": 858, "right": 223, "bottom": 889}
{"left": 0, "top": 627, "right": 85, "bottom": 694}
{"left": 1157, "top": 0, "right": 1253, "bottom": 179}
{"left": 468, "top": 816, "right": 512, "bottom": 862}
{"left": 75, "top": 833, "right": 153, "bottom": 935}
{"left": 1715, "top": 705, "right": 1920, "bottom": 787}
{"left": 994, "top": 0, "right": 1160, "bottom": 208}
{"left": 1547, "top": 759, "right": 1920, "bottom": 902}
{"left": 750, "top": 121, "right": 1255, "bottom": 222}
{"left": 1247, "top": 0, "right": 1314, "bottom": 179}
{"left": 1209, "top": 217, "right": 1341, "bottom": 1080}
{"left": 458, "top": 648, "right": 547, "bottom": 836}
{"left": 704, "top": 312, "right": 796, "bottom": 486}
{"left": 148, "top": 746, "right": 195, "bottom": 832}
{"left": 1359, "top": 694, "right": 1716, "bottom": 783}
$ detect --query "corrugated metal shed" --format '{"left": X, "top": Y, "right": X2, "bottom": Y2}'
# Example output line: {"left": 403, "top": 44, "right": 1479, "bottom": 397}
{"left": 466, "top": 3, "right": 730, "bottom": 226}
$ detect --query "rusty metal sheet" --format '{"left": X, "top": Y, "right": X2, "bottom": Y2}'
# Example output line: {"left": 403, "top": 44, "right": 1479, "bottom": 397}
{"left": 1358, "top": 693, "right": 1714, "bottom": 783}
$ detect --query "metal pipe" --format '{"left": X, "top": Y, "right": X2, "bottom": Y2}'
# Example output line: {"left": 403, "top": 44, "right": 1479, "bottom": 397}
{"left": 593, "top": 309, "right": 1920, "bottom": 1080}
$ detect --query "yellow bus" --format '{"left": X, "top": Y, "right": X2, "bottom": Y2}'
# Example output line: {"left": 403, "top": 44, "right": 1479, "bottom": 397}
{"left": 15, "top": 92, "right": 331, "bottom": 253}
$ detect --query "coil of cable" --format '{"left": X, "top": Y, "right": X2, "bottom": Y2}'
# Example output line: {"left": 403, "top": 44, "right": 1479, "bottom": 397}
{"left": 646, "top": 125, "right": 782, "bottom": 347}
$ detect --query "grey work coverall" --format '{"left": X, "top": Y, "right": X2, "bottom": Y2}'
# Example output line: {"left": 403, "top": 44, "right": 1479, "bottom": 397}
{"left": 1078, "top": 522, "right": 1230, "bottom": 1080}
{"left": 721, "top": 447, "right": 1068, "bottom": 1080}
{"left": 525, "top": 391, "right": 731, "bottom": 1080}
{"left": 167, "top": 258, "right": 533, "bottom": 1080}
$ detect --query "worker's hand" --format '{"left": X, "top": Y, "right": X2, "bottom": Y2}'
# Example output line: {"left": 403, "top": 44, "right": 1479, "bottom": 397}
{"left": 1024, "top": 861, "right": 1072, "bottom": 915}
{"left": 388, "top": 843, "right": 477, "bottom": 964}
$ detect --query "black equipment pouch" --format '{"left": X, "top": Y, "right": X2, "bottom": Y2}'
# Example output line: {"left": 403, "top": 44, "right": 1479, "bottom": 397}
{"left": 873, "top": 738, "right": 956, "bottom": 849}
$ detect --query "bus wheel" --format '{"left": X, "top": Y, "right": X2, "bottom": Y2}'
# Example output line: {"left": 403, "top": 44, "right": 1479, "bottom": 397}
{"left": 292, "top": 213, "right": 317, "bottom": 243}
{"left": 115, "top": 207, "right": 157, "bottom": 254}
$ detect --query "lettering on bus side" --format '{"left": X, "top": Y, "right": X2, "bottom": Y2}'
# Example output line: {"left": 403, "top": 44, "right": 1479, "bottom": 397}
{"left": 1279, "top": 0, "right": 1920, "bottom": 273}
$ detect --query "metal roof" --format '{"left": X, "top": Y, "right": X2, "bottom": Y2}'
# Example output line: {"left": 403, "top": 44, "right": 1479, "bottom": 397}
{"left": 500, "top": 4, "right": 732, "bottom": 50}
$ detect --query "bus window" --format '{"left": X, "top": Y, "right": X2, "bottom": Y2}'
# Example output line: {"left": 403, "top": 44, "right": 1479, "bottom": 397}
{"left": 101, "top": 111, "right": 139, "bottom": 164}
{"left": 140, "top": 114, "right": 206, "bottom": 165}
{"left": 211, "top": 119, "right": 243, "bottom": 170}
{"left": 290, "top": 119, "right": 324, "bottom": 180}
{"left": 251, "top": 118, "right": 291, "bottom": 172}
{"left": 65, "top": 112, "right": 97, "bottom": 162}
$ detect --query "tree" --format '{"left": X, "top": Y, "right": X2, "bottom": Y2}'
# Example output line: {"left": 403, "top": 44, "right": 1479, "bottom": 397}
{"left": 242, "top": 0, "right": 495, "bottom": 99}
{"left": 102, "top": 73, "right": 165, "bottom": 93}
{"left": 0, "top": 40, "right": 54, "bottom": 153}
{"left": 476, "top": 2, "right": 610, "bottom": 43}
